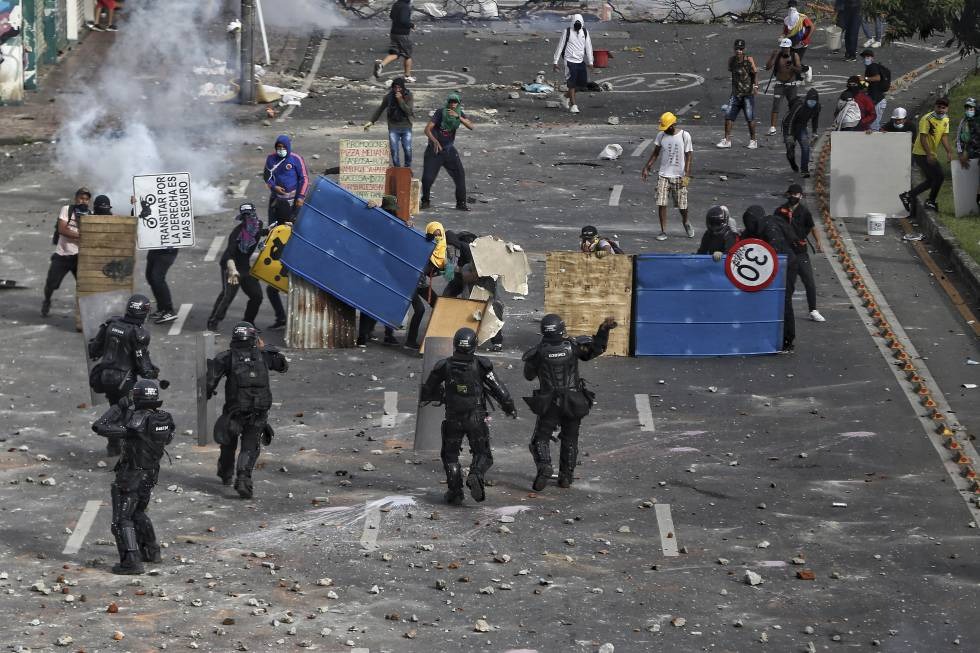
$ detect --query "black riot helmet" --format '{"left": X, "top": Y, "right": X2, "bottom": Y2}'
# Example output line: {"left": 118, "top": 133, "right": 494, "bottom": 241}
{"left": 453, "top": 327, "right": 477, "bottom": 356}
{"left": 580, "top": 225, "right": 598, "bottom": 241}
{"left": 540, "top": 313, "right": 566, "bottom": 342}
{"left": 238, "top": 202, "right": 257, "bottom": 220}
{"left": 705, "top": 205, "right": 730, "bottom": 235}
{"left": 231, "top": 321, "right": 258, "bottom": 346}
{"left": 132, "top": 379, "right": 163, "bottom": 409}
{"left": 125, "top": 294, "right": 151, "bottom": 322}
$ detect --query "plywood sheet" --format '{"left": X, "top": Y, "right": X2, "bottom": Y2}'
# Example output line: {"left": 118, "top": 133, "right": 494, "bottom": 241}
{"left": 830, "top": 131, "right": 912, "bottom": 218}
{"left": 544, "top": 252, "right": 632, "bottom": 357}
{"left": 419, "top": 296, "right": 488, "bottom": 354}
{"left": 952, "top": 158, "right": 980, "bottom": 217}
{"left": 78, "top": 215, "right": 136, "bottom": 296}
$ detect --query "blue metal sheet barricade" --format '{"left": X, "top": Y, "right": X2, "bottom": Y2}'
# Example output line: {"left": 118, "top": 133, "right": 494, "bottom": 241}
{"left": 633, "top": 254, "right": 787, "bottom": 357}
{"left": 280, "top": 176, "right": 435, "bottom": 328}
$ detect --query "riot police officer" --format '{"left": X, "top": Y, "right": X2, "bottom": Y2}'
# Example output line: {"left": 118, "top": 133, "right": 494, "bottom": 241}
{"left": 92, "top": 379, "right": 175, "bottom": 575}
{"left": 207, "top": 321, "right": 288, "bottom": 499}
{"left": 522, "top": 314, "right": 617, "bottom": 491}
{"left": 420, "top": 327, "right": 516, "bottom": 505}
{"left": 88, "top": 294, "right": 160, "bottom": 456}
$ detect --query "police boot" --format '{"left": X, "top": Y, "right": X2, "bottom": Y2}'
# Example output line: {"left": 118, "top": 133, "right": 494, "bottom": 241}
{"left": 558, "top": 440, "right": 579, "bottom": 489}
{"left": 106, "top": 437, "right": 122, "bottom": 457}
{"left": 216, "top": 461, "right": 233, "bottom": 486}
{"left": 234, "top": 449, "right": 258, "bottom": 499}
{"left": 111, "top": 527, "right": 144, "bottom": 575}
{"left": 444, "top": 463, "right": 464, "bottom": 505}
{"left": 141, "top": 542, "right": 162, "bottom": 564}
{"left": 529, "top": 439, "right": 553, "bottom": 492}
{"left": 466, "top": 472, "right": 486, "bottom": 502}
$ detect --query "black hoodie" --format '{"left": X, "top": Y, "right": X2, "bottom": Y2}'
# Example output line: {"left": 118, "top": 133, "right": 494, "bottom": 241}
{"left": 782, "top": 88, "right": 820, "bottom": 137}
{"left": 389, "top": 0, "right": 413, "bottom": 36}
{"left": 740, "top": 205, "right": 796, "bottom": 261}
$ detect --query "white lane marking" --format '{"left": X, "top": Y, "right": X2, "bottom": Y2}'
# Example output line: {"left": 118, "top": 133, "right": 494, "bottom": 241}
{"left": 654, "top": 504, "right": 679, "bottom": 557}
{"left": 359, "top": 502, "right": 382, "bottom": 552}
{"left": 894, "top": 41, "right": 942, "bottom": 53}
{"left": 168, "top": 304, "right": 192, "bottom": 336}
{"left": 675, "top": 100, "right": 700, "bottom": 116}
{"left": 351, "top": 649, "right": 370, "bottom": 653}
{"left": 705, "top": 33, "right": 719, "bottom": 39}
{"left": 631, "top": 139, "right": 653, "bottom": 157}
{"left": 230, "top": 180, "right": 249, "bottom": 199}
{"left": 382, "top": 391, "right": 398, "bottom": 428}
{"left": 608, "top": 184, "right": 623, "bottom": 207}
{"left": 634, "top": 393, "right": 655, "bottom": 432}
{"left": 204, "top": 236, "right": 225, "bottom": 262}
{"left": 277, "top": 38, "right": 328, "bottom": 122}
{"left": 62, "top": 500, "right": 102, "bottom": 555}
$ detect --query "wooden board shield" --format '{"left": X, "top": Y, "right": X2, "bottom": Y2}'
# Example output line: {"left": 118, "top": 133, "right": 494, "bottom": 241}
{"left": 78, "top": 215, "right": 137, "bottom": 296}
{"left": 419, "top": 296, "right": 488, "bottom": 354}
{"left": 251, "top": 223, "right": 292, "bottom": 292}
{"left": 544, "top": 252, "right": 632, "bottom": 356}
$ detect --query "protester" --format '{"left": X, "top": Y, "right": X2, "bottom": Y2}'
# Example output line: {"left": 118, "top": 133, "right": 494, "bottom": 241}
{"left": 763, "top": 38, "right": 803, "bottom": 136}
{"left": 373, "top": 0, "right": 415, "bottom": 82}
{"left": 87, "top": 0, "right": 118, "bottom": 32}
{"left": 837, "top": 0, "right": 863, "bottom": 62}
{"left": 262, "top": 135, "right": 308, "bottom": 222}
{"left": 579, "top": 225, "right": 623, "bottom": 256}
{"left": 775, "top": 184, "right": 824, "bottom": 323}
{"left": 697, "top": 206, "right": 738, "bottom": 255}
{"left": 552, "top": 13, "right": 594, "bottom": 115}
{"left": 956, "top": 97, "right": 980, "bottom": 208}
{"left": 421, "top": 93, "right": 473, "bottom": 211}
{"left": 641, "top": 111, "right": 694, "bottom": 241}
{"left": 862, "top": 7, "right": 885, "bottom": 48}
{"left": 882, "top": 107, "right": 914, "bottom": 134}
{"left": 41, "top": 187, "right": 90, "bottom": 317}
{"left": 717, "top": 39, "right": 758, "bottom": 150}
{"left": 401, "top": 221, "right": 447, "bottom": 349}
{"left": 900, "top": 97, "right": 954, "bottom": 213}
{"left": 782, "top": 1, "right": 814, "bottom": 83}
{"left": 783, "top": 88, "right": 820, "bottom": 177}
{"left": 420, "top": 327, "right": 516, "bottom": 505}
{"left": 741, "top": 205, "right": 798, "bottom": 352}
{"left": 206, "top": 204, "right": 264, "bottom": 332}
{"left": 138, "top": 197, "right": 179, "bottom": 325}
{"left": 364, "top": 77, "right": 414, "bottom": 168}
{"left": 836, "top": 77, "right": 875, "bottom": 131}
{"left": 861, "top": 48, "right": 891, "bottom": 131}
{"left": 92, "top": 380, "right": 174, "bottom": 575}
{"left": 262, "top": 200, "right": 292, "bottom": 330}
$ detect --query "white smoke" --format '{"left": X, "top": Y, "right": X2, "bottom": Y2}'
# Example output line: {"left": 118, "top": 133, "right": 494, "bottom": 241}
{"left": 56, "top": 0, "right": 344, "bottom": 217}
{"left": 259, "top": 0, "right": 347, "bottom": 32}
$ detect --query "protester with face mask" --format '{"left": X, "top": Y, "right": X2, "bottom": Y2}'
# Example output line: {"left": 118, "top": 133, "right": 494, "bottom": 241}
{"left": 783, "top": 88, "right": 821, "bottom": 177}
{"left": 843, "top": 75, "right": 876, "bottom": 132}
{"left": 552, "top": 13, "right": 594, "bottom": 115}
{"left": 882, "top": 107, "right": 914, "bottom": 135}
{"left": 956, "top": 98, "right": 980, "bottom": 209}
{"left": 764, "top": 38, "right": 803, "bottom": 136}
{"left": 206, "top": 204, "right": 265, "bottom": 332}
{"left": 641, "top": 112, "right": 695, "bottom": 241}
{"left": 901, "top": 97, "right": 954, "bottom": 213}
{"left": 364, "top": 77, "right": 414, "bottom": 168}
{"left": 860, "top": 49, "right": 890, "bottom": 131}
{"left": 775, "top": 184, "right": 824, "bottom": 323}
{"left": 42, "top": 187, "right": 91, "bottom": 318}
{"left": 781, "top": 1, "right": 814, "bottom": 83}
{"left": 262, "top": 135, "right": 308, "bottom": 222}
{"left": 421, "top": 93, "right": 474, "bottom": 211}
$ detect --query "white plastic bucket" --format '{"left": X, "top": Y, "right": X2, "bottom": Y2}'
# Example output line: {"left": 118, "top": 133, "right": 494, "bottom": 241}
{"left": 826, "top": 26, "right": 843, "bottom": 51}
{"left": 866, "top": 212, "right": 886, "bottom": 236}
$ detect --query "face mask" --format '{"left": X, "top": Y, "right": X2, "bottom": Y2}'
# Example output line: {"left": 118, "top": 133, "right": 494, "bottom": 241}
{"left": 894, "top": 120, "right": 905, "bottom": 128}
{"left": 806, "top": 99, "right": 817, "bottom": 108}
{"left": 863, "top": 57, "right": 873, "bottom": 66}
{"left": 75, "top": 203, "right": 90, "bottom": 213}
{"left": 573, "top": 23, "right": 581, "bottom": 32}
{"left": 967, "top": 109, "right": 977, "bottom": 119}
{"left": 788, "top": 195, "right": 802, "bottom": 204}
{"left": 276, "top": 148, "right": 287, "bottom": 158}
{"left": 936, "top": 109, "right": 947, "bottom": 117}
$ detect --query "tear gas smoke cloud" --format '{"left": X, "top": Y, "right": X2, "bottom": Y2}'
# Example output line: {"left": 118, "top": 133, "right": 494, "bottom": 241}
{"left": 260, "top": 0, "right": 347, "bottom": 32}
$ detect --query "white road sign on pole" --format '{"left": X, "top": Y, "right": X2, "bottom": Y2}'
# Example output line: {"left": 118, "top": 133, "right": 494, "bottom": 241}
{"left": 133, "top": 173, "right": 195, "bottom": 250}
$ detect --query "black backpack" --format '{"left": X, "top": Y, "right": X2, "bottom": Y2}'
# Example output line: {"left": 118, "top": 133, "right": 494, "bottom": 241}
{"left": 52, "top": 205, "right": 85, "bottom": 245}
{"left": 878, "top": 64, "right": 891, "bottom": 90}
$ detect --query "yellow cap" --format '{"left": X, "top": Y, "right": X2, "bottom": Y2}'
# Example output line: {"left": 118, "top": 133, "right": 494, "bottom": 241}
{"left": 658, "top": 112, "right": 677, "bottom": 131}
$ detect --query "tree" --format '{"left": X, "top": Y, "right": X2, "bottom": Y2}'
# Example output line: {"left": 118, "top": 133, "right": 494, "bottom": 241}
{"left": 864, "top": 0, "right": 978, "bottom": 53}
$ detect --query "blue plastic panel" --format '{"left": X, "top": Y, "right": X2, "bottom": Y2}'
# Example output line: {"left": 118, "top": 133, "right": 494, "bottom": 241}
{"left": 280, "top": 176, "right": 434, "bottom": 328}
{"left": 633, "top": 254, "right": 786, "bottom": 357}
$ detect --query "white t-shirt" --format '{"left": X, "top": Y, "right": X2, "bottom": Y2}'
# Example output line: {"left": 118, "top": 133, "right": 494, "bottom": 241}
{"left": 654, "top": 129, "right": 693, "bottom": 178}
{"left": 55, "top": 205, "right": 81, "bottom": 257}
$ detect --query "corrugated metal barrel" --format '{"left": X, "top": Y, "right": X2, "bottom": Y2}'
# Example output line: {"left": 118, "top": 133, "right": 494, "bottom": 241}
{"left": 286, "top": 276, "right": 356, "bottom": 349}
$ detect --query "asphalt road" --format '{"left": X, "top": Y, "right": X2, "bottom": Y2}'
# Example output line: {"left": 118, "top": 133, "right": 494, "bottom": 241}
{"left": 0, "top": 16, "right": 978, "bottom": 653}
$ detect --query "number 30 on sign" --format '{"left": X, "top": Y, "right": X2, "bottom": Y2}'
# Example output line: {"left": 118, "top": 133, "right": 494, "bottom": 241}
{"left": 724, "top": 238, "right": 779, "bottom": 292}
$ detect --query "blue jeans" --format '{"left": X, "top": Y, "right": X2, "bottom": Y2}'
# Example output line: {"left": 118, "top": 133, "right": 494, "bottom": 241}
{"left": 725, "top": 95, "right": 755, "bottom": 123}
{"left": 862, "top": 16, "right": 884, "bottom": 40}
{"left": 389, "top": 128, "right": 412, "bottom": 167}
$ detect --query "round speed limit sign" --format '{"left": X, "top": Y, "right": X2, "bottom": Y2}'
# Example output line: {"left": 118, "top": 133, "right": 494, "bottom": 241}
{"left": 724, "top": 239, "right": 779, "bottom": 292}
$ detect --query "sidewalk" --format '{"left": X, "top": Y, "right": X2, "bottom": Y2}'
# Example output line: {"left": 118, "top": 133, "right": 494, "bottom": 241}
{"left": 0, "top": 31, "right": 115, "bottom": 145}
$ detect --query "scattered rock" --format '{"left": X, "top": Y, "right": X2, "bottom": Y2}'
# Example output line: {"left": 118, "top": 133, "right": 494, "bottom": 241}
{"left": 112, "top": 631, "right": 124, "bottom": 640}
{"left": 474, "top": 618, "right": 491, "bottom": 633}
{"left": 617, "top": 525, "right": 631, "bottom": 533}
{"left": 671, "top": 617, "right": 686, "bottom": 627}
{"left": 607, "top": 116, "right": 620, "bottom": 125}
{"left": 756, "top": 540, "right": 771, "bottom": 549}
{"left": 599, "top": 644, "right": 615, "bottom": 653}
{"left": 744, "top": 570, "right": 764, "bottom": 586}
{"left": 508, "top": 92, "right": 520, "bottom": 99}
{"left": 55, "top": 635, "right": 73, "bottom": 646}
{"left": 316, "top": 578, "right": 333, "bottom": 587}
{"left": 361, "top": 462, "right": 376, "bottom": 472}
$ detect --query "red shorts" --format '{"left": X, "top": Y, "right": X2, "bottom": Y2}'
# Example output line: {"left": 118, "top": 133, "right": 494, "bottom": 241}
{"left": 97, "top": 0, "right": 117, "bottom": 10}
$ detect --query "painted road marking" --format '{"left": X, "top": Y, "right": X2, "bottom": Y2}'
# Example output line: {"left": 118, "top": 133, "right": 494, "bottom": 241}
{"left": 168, "top": 304, "right": 192, "bottom": 336}
{"left": 608, "top": 184, "right": 623, "bottom": 207}
{"left": 229, "top": 180, "right": 249, "bottom": 199}
{"left": 635, "top": 393, "right": 655, "bottom": 432}
{"left": 894, "top": 41, "right": 942, "bottom": 53}
{"left": 204, "top": 235, "right": 225, "bottom": 262}
{"left": 675, "top": 100, "right": 700, "bottom": 116}
{"left": 278, "top": 37, "right": 328, "bottom": 122}
{"left": 375, "top": 69, "right": 476, "bottom": 91}
{"left": 602, "top": 72, "right": 704, "bottom": 94}
{"left": 62, "top": 500, "right": 101, "bottom": 555}
{"left": 359, "top": 502, "right": 382, "bottom": 552}
{"left": 382, "top": 391, "right": 398, "bottom": 428}
{"left": 631, "top": 139, "right": 652, "bottom": 158}
{"left": 352, "top": 649, "right": 370, "bottom": 653}
{"left": 654, "top": 504, "right": 679, "bottom": 557}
